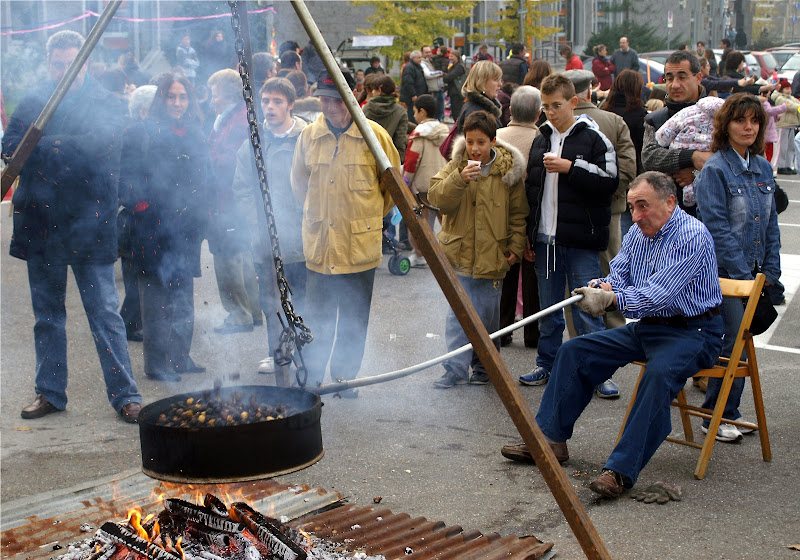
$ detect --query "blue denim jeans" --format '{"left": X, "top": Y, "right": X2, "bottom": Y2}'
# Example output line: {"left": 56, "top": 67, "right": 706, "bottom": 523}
{"left": 701, "top": 295, "right": 746, "bottom": 425}
{"left": 27, "top": 261, "right": 141, "bottom": 411}
{"left": 534, "top": 242, "right": 605, "bottom": 371}
{"left": 535, "top": 317, "right": 723, "bottom": 485}
{"left": 443, "top": 276, "right": 502, "bottom": 377}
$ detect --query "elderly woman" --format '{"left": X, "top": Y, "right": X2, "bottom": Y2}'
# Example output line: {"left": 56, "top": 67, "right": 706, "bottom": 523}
{"left": 695, "top": 93, "right": 782, "bottom": 442}
{"left": 120, "top": 73, "right": 211, "bottom": 381}
{"left": 456, "top": 59, "right": 503, "bottom": 134}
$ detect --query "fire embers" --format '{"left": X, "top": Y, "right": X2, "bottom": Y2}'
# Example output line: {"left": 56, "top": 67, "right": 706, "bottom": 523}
{"left": 60, "top": 494, "right": 309, "bottom": 560}
{"left": 156, "top": 391, "right": 295, "bottom": 429}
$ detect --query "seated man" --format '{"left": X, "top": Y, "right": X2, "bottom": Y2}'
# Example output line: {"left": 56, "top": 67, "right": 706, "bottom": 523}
{"left": 501, "top": 171, "right": 724, "bottom": 498}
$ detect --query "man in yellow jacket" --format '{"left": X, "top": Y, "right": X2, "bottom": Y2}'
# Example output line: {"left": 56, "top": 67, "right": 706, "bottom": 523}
{"left": 291, "top": 71, "right": 401, "bottom": 395}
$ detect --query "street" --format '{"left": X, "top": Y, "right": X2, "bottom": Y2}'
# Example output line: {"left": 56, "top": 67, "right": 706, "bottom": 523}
{"left": 2, "top": 174, "right": 800, "bottom": 559}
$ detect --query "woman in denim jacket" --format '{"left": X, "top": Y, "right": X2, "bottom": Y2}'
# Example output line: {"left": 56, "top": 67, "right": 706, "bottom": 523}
{"left": 695, "top": 93, "right": 782, "bottom": 442}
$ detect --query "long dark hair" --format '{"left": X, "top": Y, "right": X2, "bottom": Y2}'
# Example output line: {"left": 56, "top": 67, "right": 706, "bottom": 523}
{"left": 600, "top": 69, "right": 643, "bottom": 112}
{"left": 711, "top": 93, "right": 766, "bottom": 155}
{"left": 148, "top": 73, "right": 202, "bottom": 124}
{"left": 523, "top": 59, "right": 552, "bottom": 89}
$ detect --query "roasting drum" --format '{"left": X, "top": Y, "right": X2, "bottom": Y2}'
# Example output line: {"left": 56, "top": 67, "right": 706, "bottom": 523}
{"left": 138, "top": 385, "right": 323, "bottom": 483}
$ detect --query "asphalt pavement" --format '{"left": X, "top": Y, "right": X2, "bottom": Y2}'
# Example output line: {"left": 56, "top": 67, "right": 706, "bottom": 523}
{"left": 2, "top": 176, "right": 800, "bottom": 559}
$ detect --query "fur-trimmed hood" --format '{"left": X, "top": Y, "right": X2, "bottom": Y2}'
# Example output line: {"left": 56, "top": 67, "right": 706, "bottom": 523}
{"left": 450, "top": 135, "right": 526, "bottom": 188}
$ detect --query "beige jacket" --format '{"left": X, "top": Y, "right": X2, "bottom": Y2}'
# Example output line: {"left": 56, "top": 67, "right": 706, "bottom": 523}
{"left": 771, "top": 91, "right": 800, "bottom": 128}
{"left": 428, "top": 136, "right": 529, "bottom": 280}
{"left": 291, "top": 115, "right": 401, "bottom": 274}
{"left": 575, "top": 100, "right": 636, "bottom": 214}
{"left": 402, "top": 118, "right": 450, "bottom": 194}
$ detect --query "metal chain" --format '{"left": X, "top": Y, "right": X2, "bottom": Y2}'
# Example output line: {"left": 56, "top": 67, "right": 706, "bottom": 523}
{"left": 228, "top": 1, "right": 312, "bottom": 386}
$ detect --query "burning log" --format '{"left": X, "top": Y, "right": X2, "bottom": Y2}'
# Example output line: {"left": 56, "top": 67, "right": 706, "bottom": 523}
{"left": 99, "top": 523, "right": 181, "bottom": 560}
{"left": 86, "top": 543, "right": 117, "bottom": 560}
{"left": 164, "top": 499, "right": 244, "bottom": 534}
{"left": 229, "top": 503, "right": 306, "bottom": 560}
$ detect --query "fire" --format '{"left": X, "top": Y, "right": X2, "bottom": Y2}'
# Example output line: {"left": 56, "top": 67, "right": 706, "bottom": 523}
{"left": 127, "top": 509, "right": 149, "bottom": 541}
{"left": 297, "top": 529, "right": 313, "bottom": 551}
{"left": 175, "top": 537, "right": 185, "bottom": 560}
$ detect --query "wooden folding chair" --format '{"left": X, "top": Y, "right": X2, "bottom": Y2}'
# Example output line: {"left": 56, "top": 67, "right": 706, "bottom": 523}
{"left": 617, "top": 274, "right": 771, "bottom": 479}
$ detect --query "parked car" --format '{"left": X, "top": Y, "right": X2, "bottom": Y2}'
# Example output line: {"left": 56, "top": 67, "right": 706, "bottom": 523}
{"left": 581, "top": 57, "right": 664, "bottom": 86}
{"left": 638, "top": 51, "right": 675, "bottom": 66}
{"left": 712, "top": 48, "right": 759, "bottom": 78}
{"left": 765, "top": 47, "right": 800, "bottom": 70}
{"left": 776, "top": 52, "right": 800, "bottom": 82}
{"left": 750, "top": 51, "right": 780, "bottom": 80}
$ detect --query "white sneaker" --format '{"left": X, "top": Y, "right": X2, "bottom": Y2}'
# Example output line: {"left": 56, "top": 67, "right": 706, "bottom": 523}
{"left": 735, "top": 417, "right": 757, "bottom": 435}
{"left": 408, "top": 254, "right": 427, "bottom": 268}
{"left": 701, "top": 423, "right": 743, "bottom": 442}
{"left": 258, "top": 357, "right": 275, "bottom": 374}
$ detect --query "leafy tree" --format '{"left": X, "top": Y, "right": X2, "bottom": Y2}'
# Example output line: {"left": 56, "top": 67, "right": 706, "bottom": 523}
{"left": 471, "top": 1, "right": 560, "bottom": 46}
{"left": 584, "top": 21, "right": 684, "bottom": 56}
{"left": 354, "top": 1, "right": 477, "bottom": 66}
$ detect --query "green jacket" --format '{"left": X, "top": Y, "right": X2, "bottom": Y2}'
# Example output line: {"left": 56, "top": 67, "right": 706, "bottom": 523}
{"left": 429, "top": 136, "right": 529, "bottom": 279}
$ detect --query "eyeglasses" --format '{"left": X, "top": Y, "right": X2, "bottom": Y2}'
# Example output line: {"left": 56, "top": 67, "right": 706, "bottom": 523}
{"left": 541, "top": 102, "right": 566, "bottom": 113}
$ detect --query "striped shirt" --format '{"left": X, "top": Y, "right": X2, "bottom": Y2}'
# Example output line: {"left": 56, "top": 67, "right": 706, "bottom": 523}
{"left": 602, "top": 207, "right": 722, "bottom": 318}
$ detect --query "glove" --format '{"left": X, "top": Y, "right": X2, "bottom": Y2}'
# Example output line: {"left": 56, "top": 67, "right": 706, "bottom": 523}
{"left": 630, "top": 481, "right": 683, "bottom": 504}
{"left": 572, "top": 287, "right": 617, "bottom": 317}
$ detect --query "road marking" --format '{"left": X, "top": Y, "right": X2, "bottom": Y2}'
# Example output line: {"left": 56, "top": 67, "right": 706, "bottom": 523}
{"left": 780, "top": 223, "right": 800, "bottom": 227}
{"left": 754, "top": 343, "right": 800, "bottom": 355}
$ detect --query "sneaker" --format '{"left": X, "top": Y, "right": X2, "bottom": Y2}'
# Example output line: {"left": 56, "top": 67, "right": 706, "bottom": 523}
{"left": 434, "top": 369, "right": 468, "bottom": 388}
{"left": 734, "top": 417, "right": 757, "bottom": 435}
{"left": 589, "top": 469, "right": 626, "bottom": 499}
{"left": 469, "top": 371, "right": 490, "bottom": 385}
{"left": 701, "top": 423, "right": 743, "bottom": 442}
{"left": 408, "top": 254, "right": 427, "bottom": 268}
{"left": 258, "top": 357, "right": 275, "bottom": 374}
{"left": 519, "top": 366, "right": 550, "bottom": 386}
{"left": 595, "top": 379, "right": 620, "bottom": 399}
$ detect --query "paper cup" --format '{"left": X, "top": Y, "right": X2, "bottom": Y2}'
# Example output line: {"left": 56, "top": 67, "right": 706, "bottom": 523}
{"left": 467, "top": 159, "right": 481, "bottom": 167}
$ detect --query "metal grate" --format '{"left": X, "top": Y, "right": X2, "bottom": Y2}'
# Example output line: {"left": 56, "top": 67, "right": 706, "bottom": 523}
{"left": 2, "top": 470, "right": 553, "bottom": 560}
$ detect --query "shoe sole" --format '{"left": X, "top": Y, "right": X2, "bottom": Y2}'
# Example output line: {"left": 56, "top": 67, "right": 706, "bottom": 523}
{"left": 501, "top": 447, "right": 569, "bottom": 464}
{"left": 595, "top": 389, "right": 620, "bottom": 399}
{"left": 519, "top": 377, "right": 549, "bottom": 386}
{"left": 589, "top": 481, "right": 624, "bottom": 499}
{"left": 434, "top": 379, "right": 468, "bottom": 389}
{"left": 469, "top": 378, "right": 490, "bottom": 385}
{"left": 700, "top": 426, "right": 742, "bottom": 442}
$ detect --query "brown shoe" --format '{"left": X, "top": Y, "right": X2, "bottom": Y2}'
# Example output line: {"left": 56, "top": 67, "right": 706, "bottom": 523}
{"left": 501, "top": 441, "right": 569, "bottom": 464}
{"left": 21, "top": 395, "right": 61, "bottom": 419}
{"left": 120, "top": 402, "right": 142, "bottom": 424}
{"left": 589, "top": 469, "right": 626, "bottom": 499}
{"left": 692, "top": 376, "right": 708, "bottom": 392}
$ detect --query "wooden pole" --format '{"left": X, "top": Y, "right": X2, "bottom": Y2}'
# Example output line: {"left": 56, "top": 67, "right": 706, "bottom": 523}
{"left": 289, "top": 2, "right": 612, "bottom": 558}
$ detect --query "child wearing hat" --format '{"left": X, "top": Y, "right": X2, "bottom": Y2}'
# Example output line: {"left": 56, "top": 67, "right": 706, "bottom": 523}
{"left": 772, "top": 77, "right": 800, "bottom": 174}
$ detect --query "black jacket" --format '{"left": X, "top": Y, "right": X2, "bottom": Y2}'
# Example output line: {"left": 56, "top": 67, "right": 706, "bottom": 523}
{"left": 525, "top": 115, "right": 618, "bottom": 251}
{"left": 119, "top": 118, "right": 211, "bottom": 283}
{"left": 5, "top": 76, "right": 126, "bottom": 265}
{"left": 456, "top": 91, "right": 502, "bottom": 133}
{"left": 608, "top": 92, "right": 647, "bottom": 173}
{"left": 499, "top": 54, "right": 528, "bottom": 85}
{"left": 400, "top": 61, "right": 427, "bottom": 103}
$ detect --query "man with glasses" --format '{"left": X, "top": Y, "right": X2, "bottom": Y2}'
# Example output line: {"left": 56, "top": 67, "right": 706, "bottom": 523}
{"left": 515, "top": 73, "right": 618, "bottom": 388}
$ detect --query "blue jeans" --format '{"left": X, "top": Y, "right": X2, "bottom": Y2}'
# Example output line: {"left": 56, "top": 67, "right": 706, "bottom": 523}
{"left": 434, "top": 91, "right": 446, "bottom": 121}
{"left": 536, "top": 317, "right": 723, "bottom": 485}
{"left": 443, "top": 276, "right": 502, "bottom": 377}
{"left": 27, "top": 261, "right": 141, "bottom": 411}
{"left": 701, "top": 295, "right": 745, "bottom": 425}
{"left": 534, "top": 242, "right": 605, "bottom": 371}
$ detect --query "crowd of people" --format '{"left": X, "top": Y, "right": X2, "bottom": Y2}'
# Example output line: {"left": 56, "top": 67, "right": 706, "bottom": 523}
{"left": 1, "top": 29, "right": 785, "bottom": 499}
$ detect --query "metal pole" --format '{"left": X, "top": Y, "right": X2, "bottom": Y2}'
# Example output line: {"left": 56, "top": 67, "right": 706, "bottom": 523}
{"left": 1, "top": 0, "right": 123, "bottom": 200}
{"left": 311, "top": 294, "right": 583, "bottom": 395}
{"left": 290, "top": 2, "right": 612, "bottom": 558}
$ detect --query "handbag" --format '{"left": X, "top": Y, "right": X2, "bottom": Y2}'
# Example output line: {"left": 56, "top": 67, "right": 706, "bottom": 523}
{"left": 774, "top": 180, "right": 789, "bottom": 214}
{"left": 747, "top": 266, "right": 778, "bottom": 335}
{"left": 439, "top": 118, "right": 461, "bottom": 160}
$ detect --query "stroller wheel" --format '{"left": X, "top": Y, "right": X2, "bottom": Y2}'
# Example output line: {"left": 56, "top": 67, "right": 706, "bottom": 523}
{"left": 396, "top": 256, "right": 411, "bottom": 275}
{"left": 388, "top": 254, "right": 400, "bottom": 275}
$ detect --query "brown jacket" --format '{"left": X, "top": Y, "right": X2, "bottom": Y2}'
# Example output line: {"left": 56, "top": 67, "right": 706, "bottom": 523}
{"left": 429, "top": 136, "right": 529, "bottom": 279}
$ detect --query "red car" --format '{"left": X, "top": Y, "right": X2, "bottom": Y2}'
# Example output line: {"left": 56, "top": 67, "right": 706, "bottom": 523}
{"left": 750, "top": 50, "right": 780, "bottom": 80}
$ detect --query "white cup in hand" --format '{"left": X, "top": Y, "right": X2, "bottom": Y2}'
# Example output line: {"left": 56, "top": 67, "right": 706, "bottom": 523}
{"left": 467, "top": 159, "right": 481, "bottom": 167}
